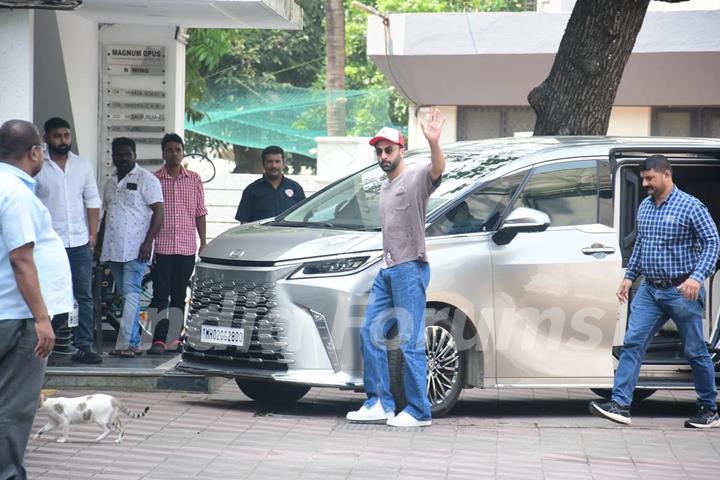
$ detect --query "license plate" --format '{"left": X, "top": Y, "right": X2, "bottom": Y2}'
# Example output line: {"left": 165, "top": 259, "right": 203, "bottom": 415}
{"left": 201, "top": 325, "right": 244, "bottom": 346}
{"left": 67, "top": 307, "right": 79, "bottom": 328}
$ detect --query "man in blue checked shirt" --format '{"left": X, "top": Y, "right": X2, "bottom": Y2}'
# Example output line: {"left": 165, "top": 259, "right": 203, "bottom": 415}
{"left": 590, "top": 155, "right": 720, "bottom": 429}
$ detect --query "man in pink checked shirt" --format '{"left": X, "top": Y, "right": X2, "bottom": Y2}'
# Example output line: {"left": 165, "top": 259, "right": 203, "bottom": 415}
{"left": 147, "top": 133, "right": 208, "bottom": 355}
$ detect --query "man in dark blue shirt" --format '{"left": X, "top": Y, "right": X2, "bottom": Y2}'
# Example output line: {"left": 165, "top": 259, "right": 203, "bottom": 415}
{"left": 234, "top": 145, "right": 306, "bottom": 223}
{"left": 590, "top": 155, "right": 720, "bottom": 429}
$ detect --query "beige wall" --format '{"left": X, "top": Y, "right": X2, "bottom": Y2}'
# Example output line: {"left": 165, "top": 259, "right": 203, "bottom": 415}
{"left": 411, "top": 105, "right": 653, "bottom": 146}
{"left": 607, "top": 107, "right": 652, "bottom": 136}
{"left": 539, "top": 0, "right": 719, "bottom": 12}
{"left": 1, "top": 10, "right": 34, "bottom": 121}
{"left": 368, "top": 11, "right": 720, "bottom": 108}
{"left": 407, "top": 105, "right": 458, "bottom": 150}
{"left": 315, "top": 136, "right": 375, "bottom": 182}
{"left": 203, "top": 167, "right": 329, "bottom": 241}
{"left": 57, "top": 12, "right": 100, "bottom": 170}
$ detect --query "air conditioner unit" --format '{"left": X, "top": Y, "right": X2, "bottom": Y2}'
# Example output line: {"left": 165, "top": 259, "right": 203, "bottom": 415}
{"left": 0, "top": 0, "right": 83, "bottom": 10}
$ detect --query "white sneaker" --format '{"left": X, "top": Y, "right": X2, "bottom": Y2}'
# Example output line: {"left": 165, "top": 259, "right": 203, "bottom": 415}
{"left": 386, "top": 411, "right": 432, "bottom": 428}
{"left": 346, "top": 401, "right": 395, "bottom": 423}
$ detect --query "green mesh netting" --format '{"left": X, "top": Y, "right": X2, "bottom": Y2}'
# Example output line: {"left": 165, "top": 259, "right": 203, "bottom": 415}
{"left": 185, "top": 83, "right": 399, "bottom": 158}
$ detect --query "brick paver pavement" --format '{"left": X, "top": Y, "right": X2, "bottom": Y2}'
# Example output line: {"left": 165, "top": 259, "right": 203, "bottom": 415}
{"left": 25, "top": 383, "right": 720, "bottom": 479}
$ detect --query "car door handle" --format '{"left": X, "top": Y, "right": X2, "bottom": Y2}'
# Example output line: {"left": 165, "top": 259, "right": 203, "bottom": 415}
{"left": 582, "top": 245, "right": 616, "bottom": 255}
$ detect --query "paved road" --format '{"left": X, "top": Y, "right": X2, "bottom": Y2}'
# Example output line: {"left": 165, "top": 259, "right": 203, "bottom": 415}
{"left": 25, "top": 383, "right": 720, "bottom": 479}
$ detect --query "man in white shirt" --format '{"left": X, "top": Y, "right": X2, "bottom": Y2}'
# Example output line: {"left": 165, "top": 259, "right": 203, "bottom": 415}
{"left": 36, "top": 117, "right": 102, "bottom": 364}
{"left": 100, "top": 137, "right": 164, "bottom": 358}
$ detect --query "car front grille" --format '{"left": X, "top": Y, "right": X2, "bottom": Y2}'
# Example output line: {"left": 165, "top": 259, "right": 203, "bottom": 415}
{"left": 184, "top": 276, "right": 291, "bottom": 370}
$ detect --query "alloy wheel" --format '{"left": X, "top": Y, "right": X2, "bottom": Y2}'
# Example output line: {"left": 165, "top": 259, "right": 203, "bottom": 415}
{"left": 425, "top": 325, "right": 460, "bottom": 406}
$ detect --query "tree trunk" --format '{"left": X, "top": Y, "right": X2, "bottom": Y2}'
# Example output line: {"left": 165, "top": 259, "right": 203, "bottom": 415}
{"left": 529, "top": 0, "right": 650, "bottom": 136}
{"left": 325, "top": 0, "right": 346, "bottom": 136}
{"left": 232, "top": 145, "right": 263, "bottom": 174}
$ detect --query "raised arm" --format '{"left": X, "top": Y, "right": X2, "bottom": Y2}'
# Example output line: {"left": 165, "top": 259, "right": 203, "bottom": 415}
{"left": 420, "top": 108, "right": 446, "bottom": 182}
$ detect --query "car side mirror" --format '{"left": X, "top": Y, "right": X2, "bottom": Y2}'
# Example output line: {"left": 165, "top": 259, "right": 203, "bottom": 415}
{"left": 492, "top": 207, "right": 550, "bottom": 246}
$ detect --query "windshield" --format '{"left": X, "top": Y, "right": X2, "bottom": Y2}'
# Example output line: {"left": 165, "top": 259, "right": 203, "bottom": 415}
{"left": 276, "top": 138, "right": 551, "bottom": 230}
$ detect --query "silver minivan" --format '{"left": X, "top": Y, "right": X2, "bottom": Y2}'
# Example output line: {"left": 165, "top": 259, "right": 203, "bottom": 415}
{"left": 178, "top": 136, "right": 720, "bottom": 416}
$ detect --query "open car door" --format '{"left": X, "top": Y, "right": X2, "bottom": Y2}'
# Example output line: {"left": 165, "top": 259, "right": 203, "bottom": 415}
{"left": 612, "top": 146, "right": 720, "bottom": 377}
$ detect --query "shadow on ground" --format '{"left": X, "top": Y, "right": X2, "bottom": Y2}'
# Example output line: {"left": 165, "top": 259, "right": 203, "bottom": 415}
{"left": 175, "top": 389, "right": 700, "bottom": 422}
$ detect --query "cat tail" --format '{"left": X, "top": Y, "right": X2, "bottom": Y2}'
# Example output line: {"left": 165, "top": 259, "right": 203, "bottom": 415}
{"left": 112, "top": 398, "right": 150, "bottom": 418}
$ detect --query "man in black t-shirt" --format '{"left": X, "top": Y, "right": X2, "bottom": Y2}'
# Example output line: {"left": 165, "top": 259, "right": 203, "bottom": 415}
{"left": 234, "top": 145, "right": 305, "bottom": 223}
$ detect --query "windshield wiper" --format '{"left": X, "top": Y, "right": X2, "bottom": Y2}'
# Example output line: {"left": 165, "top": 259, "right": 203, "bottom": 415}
{"left": 271, "top": 220, "right": 313, "bottom": 227}
{"left": 273, "top": 220, "right": 375, "bottom": 231}
{"left": 319, "top": 222, "right": 361, "bottom": 230}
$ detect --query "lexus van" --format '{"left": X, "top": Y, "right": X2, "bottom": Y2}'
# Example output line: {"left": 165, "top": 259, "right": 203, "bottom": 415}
{"left": 178, "top": 136, "right": 720, "bottom": 416}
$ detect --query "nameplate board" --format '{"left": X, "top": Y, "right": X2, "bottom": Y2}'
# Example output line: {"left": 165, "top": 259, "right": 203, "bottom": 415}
{"left": 107, "top": 88, "right": 166, "bottom": 98}
{"left": 107, "top": 113, "right": 165, "bottom": 122}
{"left": 134, "top": 138, "right": 163, "bottom": 145}
{"left": 137, "top": 158, "right": 164, "bottom": 166}
{"left": 108, "top": 102, "right": 165, "bottom": 110}
{"left": 106, "top": 65, "right": 165, "bottom": 76}
{"left": 107, "top": 125, "right": 166, "bottom": 133}
{"left": 106, "top": 46, "right": 165, "bottom": 64}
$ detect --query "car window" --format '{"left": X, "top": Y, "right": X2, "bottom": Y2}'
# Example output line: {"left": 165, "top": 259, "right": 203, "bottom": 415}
{"left": 302, "top": 169, "right": 383, "bottom": 228}
{"left": 513, "top": 160, "right": 600, "bottom": 227}
{"left": 428, "top": 170, "right": 527, "bottom": 236}
{"left": 277, "top": 139, "right": 541, "bottom": 230}
{"left": 598, "top": 160, "right": 613, "bottom": 227}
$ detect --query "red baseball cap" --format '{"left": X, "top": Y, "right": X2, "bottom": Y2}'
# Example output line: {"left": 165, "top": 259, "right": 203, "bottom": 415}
{"left": 369, "top": 127, "right": 405, "bottom": 147}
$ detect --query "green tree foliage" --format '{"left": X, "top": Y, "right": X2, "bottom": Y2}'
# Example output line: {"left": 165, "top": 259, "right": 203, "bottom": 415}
{"left": 185, "top": 0, "right": 324, "bottom": 118}
{"left": 184, "top": 0, "right": 525, "bottom": 153}
{"left": 186, "top": 29, "right": 237, "bottom": 122}
{"left": 184, "top": 0, "right": 324, "bottom": 153}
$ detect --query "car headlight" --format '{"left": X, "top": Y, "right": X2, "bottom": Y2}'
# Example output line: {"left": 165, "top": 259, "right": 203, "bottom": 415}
{"left": 288, "top": 254, "right": 381, "bottom": 279}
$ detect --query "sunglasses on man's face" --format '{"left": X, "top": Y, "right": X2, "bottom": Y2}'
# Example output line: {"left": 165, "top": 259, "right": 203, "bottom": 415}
{"left": 375, "top": 146, "right": 400, "bottom": 156}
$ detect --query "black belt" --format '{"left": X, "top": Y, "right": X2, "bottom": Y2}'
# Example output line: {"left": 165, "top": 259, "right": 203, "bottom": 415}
{"left": 646, "top": 274, "right": 690, "bottom": 289}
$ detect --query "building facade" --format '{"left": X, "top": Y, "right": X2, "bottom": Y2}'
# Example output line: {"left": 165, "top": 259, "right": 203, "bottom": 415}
{"left": 366, "top": 0, "right": 720, "bottom": 149}
{"left": 0, "top": 0, "right": 302, "bottom": 183}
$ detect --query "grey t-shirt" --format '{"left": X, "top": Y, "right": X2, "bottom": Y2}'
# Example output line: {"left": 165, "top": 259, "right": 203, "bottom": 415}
{"left": 379, "top": 163, "right": 439, "bottom": 267}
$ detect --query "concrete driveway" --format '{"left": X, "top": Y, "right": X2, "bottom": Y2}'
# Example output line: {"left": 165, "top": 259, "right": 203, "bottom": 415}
{"left": 25, "top": 383, "right": 720, "bottom": 479}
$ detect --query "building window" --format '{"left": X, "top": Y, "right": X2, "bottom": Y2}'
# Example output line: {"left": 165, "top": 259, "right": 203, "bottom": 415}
{"left": 457, "top": 107, "right": 536, "bottom": 141}
{"left": 652, "top": 108, "right": 720, "bottom": 138}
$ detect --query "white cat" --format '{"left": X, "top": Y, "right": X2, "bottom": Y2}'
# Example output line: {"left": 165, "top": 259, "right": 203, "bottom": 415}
{"left": 34, "top": 393, "right": 149, "bottom": 443}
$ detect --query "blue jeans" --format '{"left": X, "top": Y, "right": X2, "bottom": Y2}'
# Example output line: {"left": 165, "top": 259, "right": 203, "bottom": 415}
{"left": 66, "top": 244, "right": 94, "bottom": 348}
{"left": 612, "top": 282, "right": 717, "bottom": 409}
{"left": 360, "top": 260, "right": 431, "bottom": 421}
{"left": 108, "top": 259, "right": 147, "bottom": 349}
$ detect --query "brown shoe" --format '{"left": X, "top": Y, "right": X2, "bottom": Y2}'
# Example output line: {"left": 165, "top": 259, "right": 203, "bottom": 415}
{"left": 128, "top": 346, "right": 144, "bottom": 355}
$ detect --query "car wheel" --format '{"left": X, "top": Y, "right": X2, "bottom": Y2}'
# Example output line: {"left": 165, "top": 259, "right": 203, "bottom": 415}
{"left": 388, "top": 316, "right": 466, "bottom": 418}
{"left": 235, "top": 379, "right": 311, "bottom": 404}
{"left": 590, "top": 388, "right": 656, "bottom": 403}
